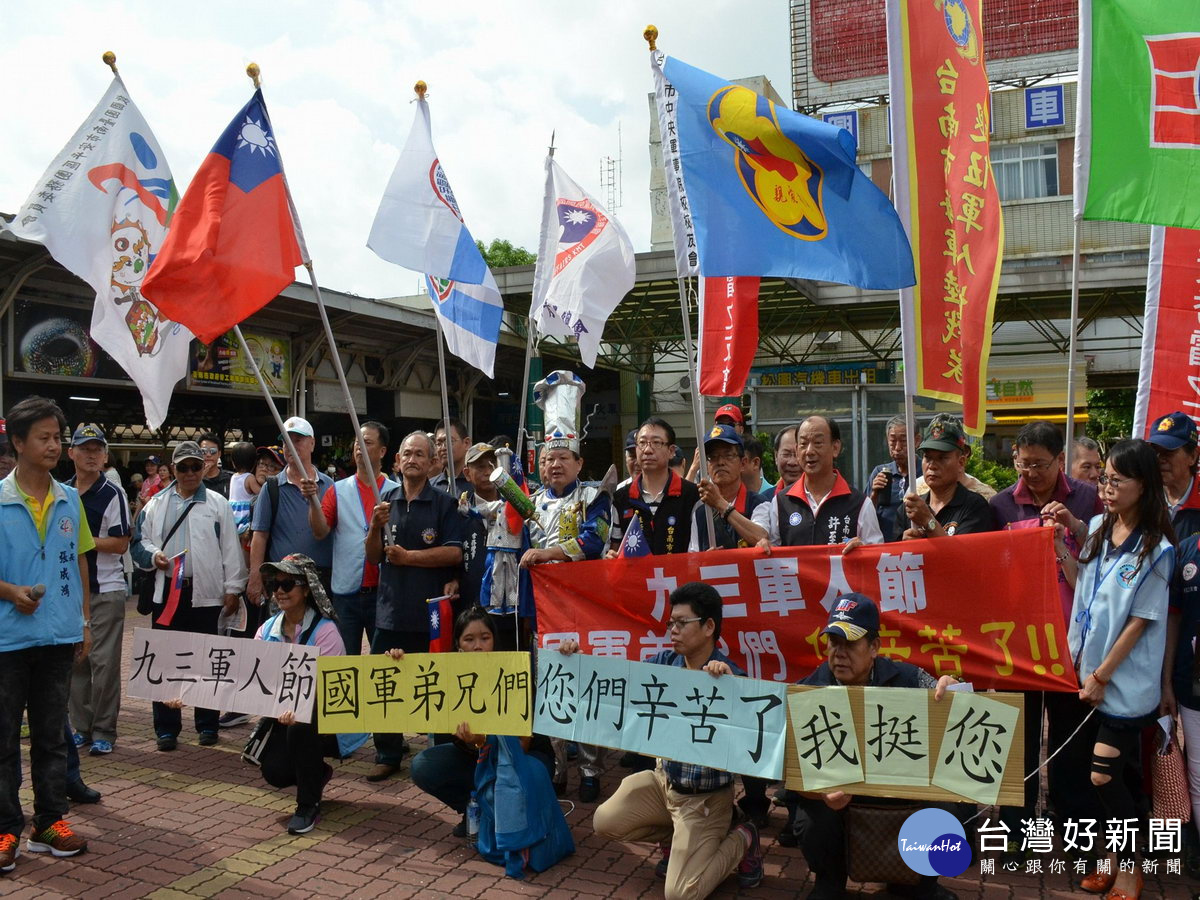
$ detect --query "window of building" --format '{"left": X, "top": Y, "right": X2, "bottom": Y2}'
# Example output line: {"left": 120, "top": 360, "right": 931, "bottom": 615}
{"left": 990, "top": 142, "right": 1059, "bottom": 201}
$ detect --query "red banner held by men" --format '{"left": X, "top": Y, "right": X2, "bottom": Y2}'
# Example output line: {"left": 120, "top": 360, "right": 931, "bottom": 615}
{"left": 532, "top": 529, "right": 1074, "bottom": 693}
{"left": 886, "top": 0, "right": 1004, "bottom": 435}
{"left": 698, "top": 276, "right": 759, "bottom": 396}
{"left": 1133, "top": 226, "right": 1200, "bottom": 436}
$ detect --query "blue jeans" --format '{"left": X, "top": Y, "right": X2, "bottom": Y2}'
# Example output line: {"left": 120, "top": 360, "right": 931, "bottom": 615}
{"left": 0, "top": 644, "right": 75, "bottom": 834}
{"left": 331, "top": 587, "right": 377, "bottom": 655}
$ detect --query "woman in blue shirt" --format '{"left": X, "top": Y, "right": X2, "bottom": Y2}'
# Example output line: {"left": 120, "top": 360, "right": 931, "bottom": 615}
{"left": 1056, "top": 439, "right": 1174, "bottom": 900}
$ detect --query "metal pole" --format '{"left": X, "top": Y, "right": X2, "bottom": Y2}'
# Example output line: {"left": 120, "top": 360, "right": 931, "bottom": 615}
{"left": 677, "top": 276, "right": 717, "bottom": 550}
{"left": 515, "top": 316, "right": 537, "bottom": 463}
{"left": 233, "top": 324, "right": 319, "bottom": 513}
{"left": 1064, "top": 216, "right": 1082, "bottom": 472}
{"left": 433, "top": 314, "right": 457, "bottom": 491}
{"left": 304, "top": 262, "right": 381, "bottom": 504}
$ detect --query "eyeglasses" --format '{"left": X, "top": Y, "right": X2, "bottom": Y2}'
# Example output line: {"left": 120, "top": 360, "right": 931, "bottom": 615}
{"left": 667, "top": 616, "right": 702, "bottom": 632}
{"left": 1013, "top": 458, "right": 1054, "bottom": 472}
{"left": 174, "top": 462, "right": 203, "bottom": 474}
{"left": 266, "top": 578, "right": 300, "bottom": 593}
{"left": 636, "top": 438, "right": 670, "bottom": 450}
{"left": 199, "top": 447, "right": 220, "bottom": 456}
{"left": 1097, "top": 474, "right": 1133, "bottom": 489}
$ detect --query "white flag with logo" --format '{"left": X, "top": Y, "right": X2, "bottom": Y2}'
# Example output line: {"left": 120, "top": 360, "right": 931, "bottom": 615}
{"left": 530, "top": 157, "right": 636, "bottom": 368}
{"left": 4, "top": 78, "right": 191, "bottom": 430}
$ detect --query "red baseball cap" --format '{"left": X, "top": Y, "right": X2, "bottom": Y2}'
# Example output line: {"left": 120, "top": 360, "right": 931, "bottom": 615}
{"left": 713, "top": 403, "right": 744, "bottom": 425}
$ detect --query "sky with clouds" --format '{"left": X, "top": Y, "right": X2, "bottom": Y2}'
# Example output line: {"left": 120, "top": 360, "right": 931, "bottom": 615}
{"left": 4, "top": 0, "right": 791, "bottom": 299}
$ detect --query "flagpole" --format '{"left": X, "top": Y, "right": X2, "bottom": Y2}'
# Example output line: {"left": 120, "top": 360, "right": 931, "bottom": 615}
{"left": 1064, "top": 215, "right": 1082, "bottom": 471}
{"left": 517, "top": 132, "right": 555, "bottom": 469}
{"left": 677, "top": 276, "right": 718, "bottom": 551}
{"left": 433, "top": 313, "right": 457, "bottom": 491}
{"left": 246, "top": 63, "right": 382, "bottom": 506}
{"left": 646, "top": 25, "right": 716, "bottom": 550}
{"left": 232, "top": 324, "right": 320, "bottom": 514}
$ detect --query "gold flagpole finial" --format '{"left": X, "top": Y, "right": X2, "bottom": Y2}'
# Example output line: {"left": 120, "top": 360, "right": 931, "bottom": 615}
{"left": 415, "top": 80, "right": 427, "bottom": 99}
{"left": 102, "top": 51, "right": 118, "bottom": 75}
{"left": 644, "top": 25, "right": 658, "bottom": 51}
{"left": 246, "top": 63, "right": 262, "bottom": 88}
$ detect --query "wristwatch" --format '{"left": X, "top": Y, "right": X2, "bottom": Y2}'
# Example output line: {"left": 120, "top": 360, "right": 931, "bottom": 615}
{"left": 82, "top": 620, "right": 91, "bottom": 628}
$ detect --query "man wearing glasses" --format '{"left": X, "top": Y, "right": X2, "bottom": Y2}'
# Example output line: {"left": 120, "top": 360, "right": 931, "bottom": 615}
{"left": 988, "top": 419, "right": 1101, "bottom": 854}
{"left": 610, "top": 417, "right": 702, "bottom": 557}
{"left": 430, "top": 418, "right": 473, "bottom": 501}
{"left": 132, "top": 442, "right": 246, "bottom": 750}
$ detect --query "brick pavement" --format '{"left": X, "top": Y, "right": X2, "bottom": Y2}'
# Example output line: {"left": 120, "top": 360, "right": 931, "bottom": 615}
{"left": 3, "top": 601, "right": 1194, "bottom": 898}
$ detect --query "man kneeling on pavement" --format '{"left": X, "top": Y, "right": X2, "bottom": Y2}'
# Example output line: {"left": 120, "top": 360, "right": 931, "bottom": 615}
{"left": 558, "top": 582, "right": 764, "bottom": 899}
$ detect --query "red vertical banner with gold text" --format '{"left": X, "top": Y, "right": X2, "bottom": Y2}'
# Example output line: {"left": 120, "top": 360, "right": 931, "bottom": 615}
{"left": 886, "top": 0, "right": 1004, "bottom": 435}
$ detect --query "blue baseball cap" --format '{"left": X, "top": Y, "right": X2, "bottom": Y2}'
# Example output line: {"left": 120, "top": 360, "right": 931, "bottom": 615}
{"left": 624, "top": 429, "right": 639, "bottom": 451}
{"left": 1148, "top": 412, "right": 1198, "bottom": 451}
{"left": 704, "top": 423, "right": 744, "bottom": 451}
{"left": 821, "top": 593, "right": 880, "bottom": 642}
{"left": 71, "top": 423, "right": 107, "bottom": 446}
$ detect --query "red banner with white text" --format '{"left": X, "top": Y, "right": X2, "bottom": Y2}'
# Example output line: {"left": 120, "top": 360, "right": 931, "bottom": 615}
{"left": 533, "top": 528, "right": 1075, "bottom": 692}
{"left": 698, "top": 276, "right": 759, "bottom": 396}
{"left": 1133, "top": 226, "right": 1200, "bottom": 436}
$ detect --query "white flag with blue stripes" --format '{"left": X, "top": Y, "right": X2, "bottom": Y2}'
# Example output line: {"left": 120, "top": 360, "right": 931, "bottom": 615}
{"left": 425, "top": 271, "right": 502, "bottom": 377}
{"left": 368, "top": 97, "right": 489, "bottom": 285}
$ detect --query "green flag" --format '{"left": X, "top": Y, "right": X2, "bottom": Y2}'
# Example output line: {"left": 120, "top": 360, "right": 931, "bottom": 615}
{"left": 1076, "top": 0, "right": 1200, "bottom": 228}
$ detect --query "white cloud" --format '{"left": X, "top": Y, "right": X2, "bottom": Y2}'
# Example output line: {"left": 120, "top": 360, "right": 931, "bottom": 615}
{"left": 3, "top": 0, "right": 791, "bottom": 297}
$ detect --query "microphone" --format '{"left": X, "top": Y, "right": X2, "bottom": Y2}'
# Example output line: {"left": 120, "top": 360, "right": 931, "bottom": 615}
{"left": 31, "top": 584, "right": 46, "bottom": 601}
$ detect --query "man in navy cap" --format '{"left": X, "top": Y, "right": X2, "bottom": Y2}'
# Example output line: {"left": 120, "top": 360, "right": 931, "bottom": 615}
{"left": 690, "top": 425, "right": 767, "bottom": 551}
{"left": 789, "top": 593, "right": 958, "bottom": 899}
{"left": 65, "top": 424, "right": 131, "bottom": 758}
{"left": 1147, "top": 411, "right": 1200, "bottom": 539}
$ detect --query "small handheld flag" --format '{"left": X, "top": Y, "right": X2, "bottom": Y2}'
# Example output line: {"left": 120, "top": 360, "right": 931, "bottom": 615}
{"left": 427, "top": 594, "right": 455, "bottom": 653}
{"left": 156, "top": 550, "right": 187, "bottom": 627}
{"left": 618, "top": 515, "right": 651, "bottom": 559}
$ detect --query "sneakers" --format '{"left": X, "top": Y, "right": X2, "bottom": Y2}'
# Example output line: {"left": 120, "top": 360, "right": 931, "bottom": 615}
{"left": 156, "top": 734, "right": 177, "bottom": 752}
{"left": 452, "top": 814, "right": 468, "bottom": 839}
{"left": 26, "top": 821, "right": 87, "bottom": 857}
{"left": 734, "top": 821, "right": 763, "bottom": 888}
{"left": 71, "top": 732, "right": 89, "bottom": 749}
{"left": 287, "top": 804, "right": 320, "bottom": 834}
{"left": 0, "top": 833, "right": 17, "bottom": 872}
{"left": 365, "top": 763, "right": 400, "bottom": 782}
{"left": 655, "top": 843, "right": 670, "bottom": 879}
{"left": 218, "top": 712, "right": 251, "bottom": 728}
{"left": 89, "top": 739, "right": 113, "bottom": 756}
{"left": 198, "top": 731, "right": 219, "bottom": 747}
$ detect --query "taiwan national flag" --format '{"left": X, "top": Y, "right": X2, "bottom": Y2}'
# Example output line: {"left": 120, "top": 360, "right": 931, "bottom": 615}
{"left": 1077, "top": 0, "right": 1200, "bottom": 228}
{"left": 156, "top": 551, "right": 187, "bottom": 628}
{"left": 141, "top": 90, "right": 304, "bottom": 344}
{"left": 427, "top": 595, "right": 454, "bottom": 652}
{"left": 617, "top": 515, "right": 651, "bottom": 559}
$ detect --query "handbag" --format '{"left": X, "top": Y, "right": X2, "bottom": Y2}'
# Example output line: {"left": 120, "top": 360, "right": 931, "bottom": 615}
{"left": 135, "top": 499, "right": 198, "bottom": 615}
{"left": 1152, "top": 719, "right": 1192, "bottom": 823}
{"left": 845, "top": 802, "right": 923, "bottom": 886}
{"left": 241, "top": 718, "right": 274, "bottom": 766}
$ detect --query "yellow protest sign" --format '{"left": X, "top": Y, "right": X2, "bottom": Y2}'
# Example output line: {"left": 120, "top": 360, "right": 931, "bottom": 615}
{"left": 316, "top": 652, "right": 531, "bottom": 736}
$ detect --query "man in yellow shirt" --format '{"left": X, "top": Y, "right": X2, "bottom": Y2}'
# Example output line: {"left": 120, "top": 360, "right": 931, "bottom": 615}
{"left": 0, "top": 396, "right": 93, "bottom": 870}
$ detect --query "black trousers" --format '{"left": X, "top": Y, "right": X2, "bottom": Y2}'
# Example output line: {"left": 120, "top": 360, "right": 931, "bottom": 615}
{"left": 151, "top": 580, "right": 221, "bottom": 737}
{"left": 260, "top": 718, "right": 338, "bottom": 807}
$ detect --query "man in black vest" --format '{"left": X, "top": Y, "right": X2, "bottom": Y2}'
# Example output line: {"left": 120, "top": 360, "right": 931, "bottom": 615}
{"left": 791, "top": 594, "right": 959, "bottom": 900}
{"left": 609, "top": 417, "right": 702, "bottom": 557}
{"left": 761, "top": 416, "right": 883, "bottom": 549}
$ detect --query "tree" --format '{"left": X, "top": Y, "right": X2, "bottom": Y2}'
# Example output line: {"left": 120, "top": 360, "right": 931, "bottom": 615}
{"left": 476, "top": 239, "right": 536, "bottom": 268}
{"left": 1085, "top": 388, "right": 1134, "bottom": 449}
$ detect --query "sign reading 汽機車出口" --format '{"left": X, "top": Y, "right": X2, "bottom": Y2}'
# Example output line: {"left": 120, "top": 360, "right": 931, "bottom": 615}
{"left": 533, "top": 529, "right": 1076, "bottom": 693}
{"left": 785, "top": 685, "right": 1024, "bottom": 806}
{"left": 127, "top": 628, "right": 319, "bottom": 723}
{"left": 534, "top": 649, "right": 789, "bottom": 780}
{"left": 315, "top": 652, "right": 531, "bottom": 736}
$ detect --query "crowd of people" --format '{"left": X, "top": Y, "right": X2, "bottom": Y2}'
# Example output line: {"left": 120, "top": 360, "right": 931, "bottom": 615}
{"left": 0, "top": 385, "right": 1197, "bottom": 900}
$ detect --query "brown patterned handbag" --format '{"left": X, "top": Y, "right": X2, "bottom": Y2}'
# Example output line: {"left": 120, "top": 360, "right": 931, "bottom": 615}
{"left": 1152, "top": 719, "right": 1192, "bottom": 823}
{"left": 845, "top": 802, "right": 923, "bottom": 886}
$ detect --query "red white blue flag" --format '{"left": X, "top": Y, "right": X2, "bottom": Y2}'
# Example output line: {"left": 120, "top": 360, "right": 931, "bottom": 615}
{"left": 156, "top": 551, "right": 187, "bottom": 627}
{"left": 617, "top": 514, "right": 651, "bottom": 559}
{"left": 427, "top": 595, "right": 455, "bottom": 653}
{"left": 142, "top": 90, "right": 304, "bottom": 344}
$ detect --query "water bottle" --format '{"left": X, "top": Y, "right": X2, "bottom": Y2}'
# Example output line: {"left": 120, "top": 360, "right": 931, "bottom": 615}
{"left": 466, "top": 792, "right": 480, "bottom": 844}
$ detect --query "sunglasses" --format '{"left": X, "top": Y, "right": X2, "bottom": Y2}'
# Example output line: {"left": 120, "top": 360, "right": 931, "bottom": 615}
{"left": 174, "top": 462, "right": 203, "bottom": 474}
{"left": 266, "top": 578, "right": 301, "bottom": 593}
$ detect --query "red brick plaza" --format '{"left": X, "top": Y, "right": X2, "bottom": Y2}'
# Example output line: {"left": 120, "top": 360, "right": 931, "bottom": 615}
{"left": 5, "top": 605, "right": 1193, "bottom": 898}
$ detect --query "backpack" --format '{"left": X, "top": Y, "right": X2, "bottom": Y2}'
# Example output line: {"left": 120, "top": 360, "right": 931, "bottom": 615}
{"left": 473, "top": 735, "right": 574, "bottom": 879}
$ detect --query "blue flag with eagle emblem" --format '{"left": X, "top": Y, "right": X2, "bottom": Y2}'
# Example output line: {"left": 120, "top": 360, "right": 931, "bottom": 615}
{"left": 652, "top": 52, "right": 915, "bottom": 289}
